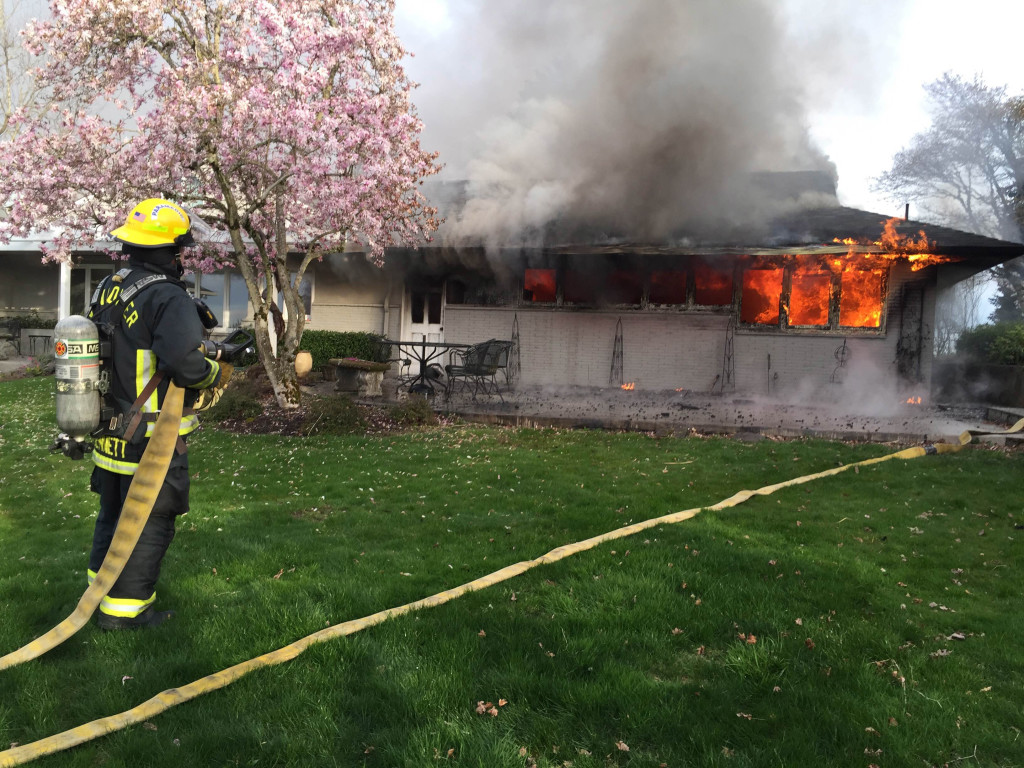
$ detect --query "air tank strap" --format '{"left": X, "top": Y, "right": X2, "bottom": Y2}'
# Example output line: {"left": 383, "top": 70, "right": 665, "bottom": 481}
{"left": 121, "top": 371, "right": 166, "bottom": 443}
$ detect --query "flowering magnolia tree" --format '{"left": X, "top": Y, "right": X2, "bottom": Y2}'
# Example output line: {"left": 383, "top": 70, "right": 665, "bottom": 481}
{"left": 0, "top": 0, "right": 439, "bottom": 407}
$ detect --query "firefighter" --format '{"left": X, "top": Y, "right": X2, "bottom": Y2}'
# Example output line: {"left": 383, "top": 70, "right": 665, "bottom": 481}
{"left": 87, "top": 199, "right": 230, "bottom": 630}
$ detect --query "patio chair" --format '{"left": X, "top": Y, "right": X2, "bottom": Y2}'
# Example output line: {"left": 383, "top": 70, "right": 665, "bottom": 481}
{"left": 372, "top": 338, "right": 415, "bottom": 385}
{"left": 444, "top": 339, "right": 513, "bottom": 402}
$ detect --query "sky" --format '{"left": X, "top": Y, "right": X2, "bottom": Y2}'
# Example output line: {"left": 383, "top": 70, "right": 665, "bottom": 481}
{"left": 394, "top": 0, "right": 1024, "bottom": 222}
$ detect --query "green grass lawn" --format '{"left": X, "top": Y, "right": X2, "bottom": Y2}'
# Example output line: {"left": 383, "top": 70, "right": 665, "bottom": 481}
{"left": 1, "top": 376, "right": 1022, "bottom": 768}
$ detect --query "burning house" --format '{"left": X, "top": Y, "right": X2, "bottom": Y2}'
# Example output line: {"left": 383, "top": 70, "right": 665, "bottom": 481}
{"left": 303, "top": 172, "right": 1024, "bottom": 404}
{"left": 300, "top": 2, "right": 1024, "bottom": 407}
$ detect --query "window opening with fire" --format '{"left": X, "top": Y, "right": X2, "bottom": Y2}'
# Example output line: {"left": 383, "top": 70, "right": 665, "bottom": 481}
{"left": 523, "top": 268, "right": 557, "bottom": 303}
{"left": 692, "top": 258, "right": 733, "bottom": 307}
{"left": 739, "top": 255, "right": 887, "bottom": 331}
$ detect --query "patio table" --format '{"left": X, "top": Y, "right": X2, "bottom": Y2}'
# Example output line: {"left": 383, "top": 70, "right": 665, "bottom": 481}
{"left": 383, "top": 338, "right": 470, "bottom": 396}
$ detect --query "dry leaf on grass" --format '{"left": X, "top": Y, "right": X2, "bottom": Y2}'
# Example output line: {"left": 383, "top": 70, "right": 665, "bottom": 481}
{"left": 615, "top": 740, "right": 629, "bottom": 751}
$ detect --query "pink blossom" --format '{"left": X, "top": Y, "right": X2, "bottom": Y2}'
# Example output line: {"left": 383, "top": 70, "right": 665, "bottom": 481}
{"left": 0, "top": 0, "right": 440, "bottom": 406}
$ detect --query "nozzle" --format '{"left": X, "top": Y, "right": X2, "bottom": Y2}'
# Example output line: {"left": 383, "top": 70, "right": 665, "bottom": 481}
{"left": 200, "top": 329, "right": 255, "bottom": 363}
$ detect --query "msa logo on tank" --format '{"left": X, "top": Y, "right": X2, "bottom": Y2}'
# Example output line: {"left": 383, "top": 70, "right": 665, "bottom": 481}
{"left": 55, "top": 333, "right": 100, "bottom": 384}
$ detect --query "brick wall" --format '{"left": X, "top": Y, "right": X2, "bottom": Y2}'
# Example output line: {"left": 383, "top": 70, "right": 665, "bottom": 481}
{"left": 312, "top": 260, "right": 938, "bottom": 400}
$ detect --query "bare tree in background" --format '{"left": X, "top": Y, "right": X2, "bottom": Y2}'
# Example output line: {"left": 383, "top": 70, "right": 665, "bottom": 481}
{"left": 876, "top": 74, "right": 1023, "bottom": 242}
{"left": 876, "top": 73, "right": 1024, "bottom": 327}
{"left": 934, "top": 273, "right": 993, "bottom": 356}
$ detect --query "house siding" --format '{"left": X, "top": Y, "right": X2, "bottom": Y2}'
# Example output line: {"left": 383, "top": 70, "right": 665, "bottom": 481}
{"left": 433, "top": 262, "right": 937, "bottom": 399}
{"left": 305, "top": 265, "right": 390, "bottom": 335}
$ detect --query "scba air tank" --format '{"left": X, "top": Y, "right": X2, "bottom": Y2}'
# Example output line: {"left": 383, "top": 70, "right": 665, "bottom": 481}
{"left": 54, "top": 315, "right": 101, "bottom": 439}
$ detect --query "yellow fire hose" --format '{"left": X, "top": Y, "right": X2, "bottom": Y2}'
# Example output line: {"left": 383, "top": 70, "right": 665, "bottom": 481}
{"left": 1, "top": 417, "right": 1021, "bottom": 767}
{"left": 0, "top": 384, "right": 185, "bottom": 672}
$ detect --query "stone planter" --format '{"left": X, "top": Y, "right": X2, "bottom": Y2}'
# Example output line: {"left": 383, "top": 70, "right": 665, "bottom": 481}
{"left": 329, "top": 358, "right": 392, "bottom": 398}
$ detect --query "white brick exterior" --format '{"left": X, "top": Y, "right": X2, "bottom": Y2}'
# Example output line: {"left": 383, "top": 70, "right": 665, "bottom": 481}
{"left": 308, "top": 259, "right": 938, "bottom": 401}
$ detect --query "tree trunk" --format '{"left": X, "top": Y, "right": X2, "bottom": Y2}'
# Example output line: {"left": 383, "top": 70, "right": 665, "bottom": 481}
{"left": 229, "top": 225, "right": 302, "bottom": 409}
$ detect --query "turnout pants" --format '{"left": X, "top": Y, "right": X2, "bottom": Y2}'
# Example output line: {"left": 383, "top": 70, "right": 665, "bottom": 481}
{"left": 88, "top": 464, "right": 190, "bottom": 618}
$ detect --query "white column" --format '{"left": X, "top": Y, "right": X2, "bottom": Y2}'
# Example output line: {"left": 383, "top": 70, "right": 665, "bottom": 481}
{"left": 58, "top": 260, "right": 72, "bottom": 320}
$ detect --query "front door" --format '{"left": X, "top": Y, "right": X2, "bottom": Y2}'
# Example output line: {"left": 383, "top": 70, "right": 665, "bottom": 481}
{"left": 405, "top": 280, "right": 445, "bottom": 343}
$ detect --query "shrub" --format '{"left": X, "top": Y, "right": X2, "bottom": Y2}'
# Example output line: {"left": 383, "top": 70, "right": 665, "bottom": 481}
{"left": 956, "top": 322, "right": 1024, "bottom": 364}
{"left": 988, "top": 324, "right": 1024, "bottom": 365}
{"left": 204, "top": 387, "right": 263, "bottom": 422}
{"left": 240, "top": 364, "right": 276, "bottom": 400}
{"left": 3, "top": 312, "right": 57, "bottom": 335}
{"left": 303, "top": 394, "right": 366, "bottom": 435}
{"left": 23, "top": 354, "right": 55, "bottom": 377}
{"left": 388, "top": 394, "right": 437, "bottom": 426}
{"left": 299, "top": 331, "right": 390, "bottom": 370}
{"left": 204, "top": 366, "right": 271, "bottom": 422}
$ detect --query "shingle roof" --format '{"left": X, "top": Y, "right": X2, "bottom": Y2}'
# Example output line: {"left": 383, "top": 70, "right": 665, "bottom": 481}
{"left": 420, "top": 177, "right": 1024, "bottom": 262}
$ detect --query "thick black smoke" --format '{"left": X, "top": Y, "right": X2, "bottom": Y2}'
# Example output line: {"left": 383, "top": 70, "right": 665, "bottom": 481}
{"left": 400, "top": 0, "right": 911, "bottom": 246}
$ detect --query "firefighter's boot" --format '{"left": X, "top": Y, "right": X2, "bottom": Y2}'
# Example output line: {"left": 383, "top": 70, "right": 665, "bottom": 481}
{"left": 97, "top": 606, "right": 175, "bottom": 631}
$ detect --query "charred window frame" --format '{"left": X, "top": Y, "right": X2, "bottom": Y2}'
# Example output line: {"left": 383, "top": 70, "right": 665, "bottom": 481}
{"left": 738, "top": 255, "right": 889, "bottom": 333}
{"left": 446, "top": 275, "right": 517, "bottom": 306}
{"left": 518, "top": 254, "right": 738, "bottom": 310}
{"left": 563, "top": 255, "right": 645, "bottom": 308}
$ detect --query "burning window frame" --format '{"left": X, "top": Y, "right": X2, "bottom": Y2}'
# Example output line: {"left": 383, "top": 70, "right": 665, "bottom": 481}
{"left": 738, "top": 254, "right": 890, "bottom": 334}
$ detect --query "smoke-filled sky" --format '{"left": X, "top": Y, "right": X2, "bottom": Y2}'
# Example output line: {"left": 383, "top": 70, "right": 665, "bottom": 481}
{"left": 396, "top": 0, "right": 1024, "bottom": 229}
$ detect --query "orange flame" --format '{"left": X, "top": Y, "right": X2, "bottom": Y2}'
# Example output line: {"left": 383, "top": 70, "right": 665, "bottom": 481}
{"left": 877, "top": 218, "right": 931, "bottom": 253}
{"left": 741, "top": 267, "right": 783, "bottom": 324}
{"left": 621, "top": 382, "right": 635, "bottom": 391}
{"left": 874, "top": 218, "right": 950, "bottom": 271}
{"left": 789, "top": 263, "right": 831, "bottom": 326}
{"left": 840, "top": 266, "right": 884, "bottom": 328}
{"left": 906, "top": 396, "right": 922, "bottom": 405}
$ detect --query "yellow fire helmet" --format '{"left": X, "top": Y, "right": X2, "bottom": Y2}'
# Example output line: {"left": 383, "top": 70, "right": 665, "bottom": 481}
{"left": 110, "top": 199, "right": 194, "bottom": 248}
